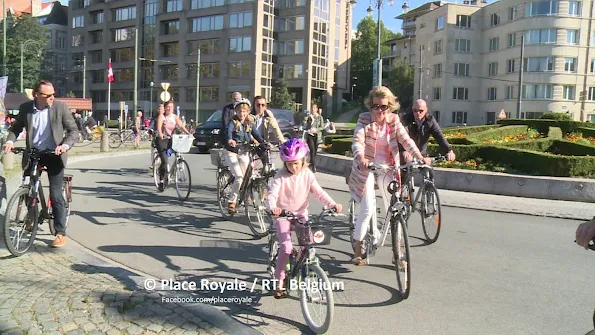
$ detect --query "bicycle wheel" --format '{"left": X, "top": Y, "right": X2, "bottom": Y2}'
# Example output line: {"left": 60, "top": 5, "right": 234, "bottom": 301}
{"left": 299, "top": 263, "right": 334, "bottom": 334}
{"left": 420, "top": 183, "right": 442, "bottom": 244}
{"left": 244, "top": 179, "right": 271, "bottom": 238}
{"left": 266, "top": 235, "right": 279, "bottom": 279}
{"left": 3, "top": 187, "right": 39, "bottom": 257}
{"left": 401, "top": 179, "right": 413, "bottom": 220}
{"left": 217, "top": 168, "right": 234, "bottom": 218}
{"left": 108, "top": 133, "right": 122, "bottom": 148}
{"left": 174, "top": 159, "right": 191, "bottom": 201}
{"left": 48, "top": 180, "right": 72, "bottom": 236}
{"left": 391, "top": 214, "right": 411, "bottom": 299}
{"left": 153, "top": 155, "right": 162, "bottom": 191}
{"left": 348, "top": 199, "right": 357, "bottom": 252}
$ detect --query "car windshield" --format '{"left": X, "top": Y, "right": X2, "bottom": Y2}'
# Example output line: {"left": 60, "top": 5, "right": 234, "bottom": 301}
{"left": 270, "top": 109, "right": 295, "bottom": 123}
{"left": 206, "top": 110, "right": 222, "bottom": 122}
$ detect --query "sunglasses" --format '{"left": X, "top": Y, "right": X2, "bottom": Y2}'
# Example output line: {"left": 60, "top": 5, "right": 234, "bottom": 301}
{"left": 37, "top": 92, "right": 55, "bottom": 98}
{"left": 413, "top": 109, "right": 426, "bottom": 113}
{"left": 371, "top": 104, "right": 389, "bottom": 112}
{"left": 257, "top": 103, "right": 267, "bottom": 107}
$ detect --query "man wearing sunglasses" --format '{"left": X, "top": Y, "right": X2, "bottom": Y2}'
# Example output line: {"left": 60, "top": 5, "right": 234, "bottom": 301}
{"left": 400, "top": 99, "right": 455, "bottom": 163}
{"left": 250, "top": 96, "right": 285, "bottom": 173}
{"left": 3, "top": 80, "right": 78, "bottom": 248}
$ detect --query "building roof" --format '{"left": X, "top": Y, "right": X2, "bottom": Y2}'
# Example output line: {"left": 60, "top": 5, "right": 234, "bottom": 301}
{"left": 34, "top": 2, "right": 54, "bottom": 17}
{"left": 396, "top": 1, "right": 443, "bottom": 19}
{"left": 383, "top": 35, "right": 413, "bottom": 45}
{"left": 56, "top": 98, "right": 93, "bottom": 110}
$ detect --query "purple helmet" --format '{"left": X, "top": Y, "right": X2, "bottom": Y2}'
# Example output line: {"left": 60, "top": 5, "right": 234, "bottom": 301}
{"left": 280, "top": 138, "right": 309, "bottom": 162}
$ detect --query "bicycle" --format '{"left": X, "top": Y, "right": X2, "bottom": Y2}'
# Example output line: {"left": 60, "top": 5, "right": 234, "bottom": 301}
{"left": 2, "top": 148, "right": 73, "bottom": 257}
{"left": 265, "top": 208, "right": 343, "bottom": 334}
{"left": 152, "top": 134, "right": 193, "bottom": 201}
{"left": 109, "top": 128, "right": 149, "bottom": 148}
{"left": 400, "top": 155, "right": 446, "bottom": 244}
{"left": 215, "top": 142, "right": 272, "bottom": 238}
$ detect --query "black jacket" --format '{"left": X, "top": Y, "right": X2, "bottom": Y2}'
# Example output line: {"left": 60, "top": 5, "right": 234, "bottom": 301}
{"left": 400, "top": 112, "right": 452, "bottom": 155}
{"left": 220, "top": 103, "right": 235, "bottom": 144}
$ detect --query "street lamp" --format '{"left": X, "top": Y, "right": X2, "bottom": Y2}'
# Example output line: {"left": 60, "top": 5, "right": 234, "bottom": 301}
{"left": 351, "top": 84, "right": 357, "bottom": 100}
{"left": 367, "top": 0, "right": 394, "bottom": 87}
{"left": 150, "top": 81, "right": 154, "bottom": 118}
{"left": 20, "top": 39, "right": 42, "bottom": 93}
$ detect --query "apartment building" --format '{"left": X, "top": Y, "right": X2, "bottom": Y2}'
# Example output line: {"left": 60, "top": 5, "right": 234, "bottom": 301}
{"left": 35, "top": 2, "right": 68, "bottom": 97}
{"left": 392, "top": 0, "right": 595, "bottom": 126}
{"left": 67, "top": 0, "right": 354, "bottom": 121}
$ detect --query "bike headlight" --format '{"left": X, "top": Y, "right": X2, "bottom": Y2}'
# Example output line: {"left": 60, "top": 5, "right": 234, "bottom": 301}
{"left": 212, "top": 129, "right": 220, "bottom": 135}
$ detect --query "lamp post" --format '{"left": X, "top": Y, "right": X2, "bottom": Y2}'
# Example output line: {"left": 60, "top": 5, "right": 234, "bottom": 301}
{"left": 150, "top": 81, "right": 154, "bottom": 118}
{"left": 20, "top": 39, "right": 42, "bottom": 93}
{"left": 367, "top": 0, "right": 394, "bottom": 87}
{"left": 351, "top": 84, "right": 356, "bottom": 100}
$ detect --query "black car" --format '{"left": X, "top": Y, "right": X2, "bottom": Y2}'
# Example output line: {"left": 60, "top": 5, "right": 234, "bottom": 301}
{"left": 269, "top": 109, "right": 297, "bottom": 141}
{"left": 193, "top": 110, "right": 222, "bottom": 153}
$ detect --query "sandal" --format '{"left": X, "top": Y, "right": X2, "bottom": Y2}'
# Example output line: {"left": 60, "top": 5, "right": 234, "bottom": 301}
{"left": 227, "top": 202, "right": 236, "bottom": 214}
{"left": 274, "top": 289, "right": 288, "bottom": 299}
{"left": 352, "top": 257, "right": 367, "bottom": 266}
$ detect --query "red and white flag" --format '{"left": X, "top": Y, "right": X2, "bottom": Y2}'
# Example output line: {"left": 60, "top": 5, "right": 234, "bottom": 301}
{"left": 107, "top": 59, "right": 114, "bottom": 83}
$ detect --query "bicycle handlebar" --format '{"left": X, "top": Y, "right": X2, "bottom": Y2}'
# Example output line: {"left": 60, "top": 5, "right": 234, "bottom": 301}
{"left": 11, "top": 148, "right": 56, "bottom": 156}
{"left": 268, "top": 208, "right": 343, "bottom": 225}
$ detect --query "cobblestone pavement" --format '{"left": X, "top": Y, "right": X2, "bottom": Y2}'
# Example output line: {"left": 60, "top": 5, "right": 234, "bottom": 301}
{"left": 0, "top": 236, "right": 228, "bottom": 335}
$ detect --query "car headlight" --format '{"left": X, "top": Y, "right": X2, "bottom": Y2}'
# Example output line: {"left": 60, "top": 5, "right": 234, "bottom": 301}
{"left": 212, "top": 129, "right": 220, "bottom": 135}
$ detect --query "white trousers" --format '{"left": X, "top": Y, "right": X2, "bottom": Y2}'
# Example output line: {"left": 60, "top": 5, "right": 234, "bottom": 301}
{"left": 353, "top": 170, "right": 392, "bottom": 241}
{"left": 224, "top": 150, "right": 250, "bottom": 203}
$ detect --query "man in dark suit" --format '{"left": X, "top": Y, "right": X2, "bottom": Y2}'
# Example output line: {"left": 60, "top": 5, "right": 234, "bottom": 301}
{"left": 3, "top": 80, "right": 78, "bottom": 248}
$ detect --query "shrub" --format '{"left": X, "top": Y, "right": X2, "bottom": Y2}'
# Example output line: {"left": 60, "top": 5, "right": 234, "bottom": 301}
{"left": 497, "top": 119, "right": 554, "bottom": 134}
{"left": 577, "top": 127, "right": 595, "bottom": 138}
{"left": 548, "top": 127, "right": 563, "bottom": 139}
{"left": 497, "top": 138, "right": 555, "bottom": 152}
{"left": 324, "top": 135, "right": 351, "bottom": 145}
{"left": 442, "top": 124, "right": 500, "bottom": 136}
{"left": 107, "top": 120, "right": 119, "bottom": 128}
{"left": 540, "top": 112, "right": 572, "bottom": 121}
{"left": 548, "top": 139, "right": 595, "bottom": 156}
{"left": 327, "top": 138, "right": 352, "bottom": 155}
{"left": 467, "top": 125, "right": 528, "bottom": 143}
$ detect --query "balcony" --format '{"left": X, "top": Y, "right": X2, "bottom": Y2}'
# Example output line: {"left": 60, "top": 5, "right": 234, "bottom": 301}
{"left": 401, "top": 20, "right": 416, "bottom": 30}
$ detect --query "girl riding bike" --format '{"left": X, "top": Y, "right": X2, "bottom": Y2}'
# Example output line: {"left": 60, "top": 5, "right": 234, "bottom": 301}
{"left": 348, "top": 86, "right": 430, "bottom": 266}
{"left": 266, "top": 138, "right": 343, "bottom": 298}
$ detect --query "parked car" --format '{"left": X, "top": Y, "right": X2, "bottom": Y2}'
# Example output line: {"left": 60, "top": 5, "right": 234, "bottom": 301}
{"left": 193, "top": 110, "right": 222, "bottom": 153}
{"left": 268, "top": 109, "right": 297, "bottom": 141}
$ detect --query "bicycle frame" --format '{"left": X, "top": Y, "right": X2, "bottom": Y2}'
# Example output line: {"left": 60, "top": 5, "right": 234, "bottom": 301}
{"left": 24, "top": 153, "right": 50, "bottom": 218}
{"left": 401, "top": 165, "right": 434, "bottom": 216}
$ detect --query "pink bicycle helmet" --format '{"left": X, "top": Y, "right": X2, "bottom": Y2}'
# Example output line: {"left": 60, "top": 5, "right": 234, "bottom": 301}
{"left": 280, "top": 138, "right": 309, "bottom": 162}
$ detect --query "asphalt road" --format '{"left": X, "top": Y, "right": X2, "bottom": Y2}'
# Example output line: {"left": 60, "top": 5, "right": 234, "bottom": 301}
{"left": 64, "top": 150, "right": 595, "bottom": 335}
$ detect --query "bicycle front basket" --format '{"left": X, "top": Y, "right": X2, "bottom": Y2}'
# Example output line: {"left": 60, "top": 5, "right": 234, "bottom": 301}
{"left": 171, "top": 134, "right": 194, "bottom": 153}
{"left": 292, "top": 224, "right": 333, "bottom": 246}
{"left": 210, "top": 148, "right": 224, "bottom": 166}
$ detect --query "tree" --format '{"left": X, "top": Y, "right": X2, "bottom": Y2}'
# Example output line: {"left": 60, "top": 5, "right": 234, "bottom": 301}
{"left": 0, "top": 14, "right": 47, "bottom": 93}
{"left": 270, "top": 78, "right": 295, "bottom": 110}
{"left": 66, "top": 91, "right": 76, "bottom": 98}
{"left": 385, "top": 60, "right": 414, "bottom": 111}
{"left": 350, "top": 16, "right": 397, "bottom": 99}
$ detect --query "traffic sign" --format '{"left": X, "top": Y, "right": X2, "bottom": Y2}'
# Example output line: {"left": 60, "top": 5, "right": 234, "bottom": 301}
{"left": 124, "top": 105, "right": 128, "bottom": 113}
{"left": 160, "top": 91, "right": 171, "bottom": 102}
{"left": 176, "top": 106, "right": 180, "bottom": 115}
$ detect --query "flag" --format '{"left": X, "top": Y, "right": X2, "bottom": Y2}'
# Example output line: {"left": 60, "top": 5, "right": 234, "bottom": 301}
{"left": 107, "top": 59, "right": 114, "bottom": 83}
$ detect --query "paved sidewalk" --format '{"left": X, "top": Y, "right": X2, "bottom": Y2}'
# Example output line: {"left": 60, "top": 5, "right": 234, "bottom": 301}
{"left": 0, "top": 233, "right": 228, "bottom": 335}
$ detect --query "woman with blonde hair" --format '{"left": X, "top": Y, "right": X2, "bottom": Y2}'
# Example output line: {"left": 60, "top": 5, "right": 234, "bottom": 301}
{"left": 348, "top": 86, "right": 430, "bottom": 265}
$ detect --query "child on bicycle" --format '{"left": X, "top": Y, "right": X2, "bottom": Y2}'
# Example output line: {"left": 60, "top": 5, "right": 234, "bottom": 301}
{"left": 267, "top": 138, "right": 343, "bottom": 299}
{"left": 223, "top": 98, "right": 266, "bottom": 214}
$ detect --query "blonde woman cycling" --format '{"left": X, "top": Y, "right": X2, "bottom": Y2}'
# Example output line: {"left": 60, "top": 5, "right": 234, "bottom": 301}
{"left": 348, "top": 86, "right": 429, "bottom": 266}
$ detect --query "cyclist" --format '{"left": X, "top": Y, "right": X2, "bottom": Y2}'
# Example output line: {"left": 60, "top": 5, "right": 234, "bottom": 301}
{"left": 250, "top": 96, "right": 286, "bottom": 172}
{"left": 148, "top": 104, "right": 164, "bottom": 170}
{"left": 155, "top": 100, "right": 190, "bottom": 191}
{"left": 267, "top": 138, "right": 342, "bottom": 298}
{"left": 400, "top": 99, "right": 456, "bottom": 163}
{"left": 302, "top": 104, "right": 325, "bottom": 172}
{"left": 223, "top": 98, "right": 266, "bottom": 214}
{"left": 348, "top": 86, "right": 429, "bottom": 266}
{"left": 220, "top": 91, "right": 243, "bottom": 145}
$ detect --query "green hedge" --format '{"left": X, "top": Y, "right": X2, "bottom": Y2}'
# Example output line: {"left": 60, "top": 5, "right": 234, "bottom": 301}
{"left": 577, "top": 127, "right": 595, "bottom": 138}
{"left": 468, "top": 125, "right": 528, "bottom": 143}
{"left": 497, "top": 119, "right": 555, "bottom": 134}
{"left": 548, "top": 139, "right": 595, "bottom": 156}
{"left": 327, "top": 138, "right": 353, "bottom": 155}
{"left": 442, "top": 124, "right": 500, "bottom": 135}
{"left": 540, "top": 112, "right": 572, "bottom": 121}
{"left": 324, "top": 135, "right": 352, "bottom": 145}
{"left": 497, "top": 138, "right": 554, "bottom": 152}
{"left": 107, "top": 120, "right": 118, "bottom": 128}
{"left": 548, "top": 127, "right": 563, "bottom": 139}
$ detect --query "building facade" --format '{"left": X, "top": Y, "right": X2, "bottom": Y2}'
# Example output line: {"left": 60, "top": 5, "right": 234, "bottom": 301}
{"left": 67, "top": 0, "right": 354, "bottom": 121}
{"left": 35, "top": 2, "right": 68, "bottom": 97}
{"left": 393, "top": 0, "right": 595, "bottom": 126}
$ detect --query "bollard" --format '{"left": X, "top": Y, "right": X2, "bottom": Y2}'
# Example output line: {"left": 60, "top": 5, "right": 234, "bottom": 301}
{"left": 100, "top": 130, "right": 109, "bottom": 152}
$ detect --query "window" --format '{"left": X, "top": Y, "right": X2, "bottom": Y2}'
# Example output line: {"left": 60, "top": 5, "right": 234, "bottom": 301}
{"left": 455, "top": 39, "right": 471, "bottom": 52}
{"left": 456, "top": 15, "right": 471, "bottom": 28}
{"left": 523, "top": 57, "right": 555, "bottom": 72}
{"left": 521, "top": 112, "right": 545, "bottom": 119}
{"left": 90, "top": 11, "right": 103, "bottom": 24}
{"left": 434, "top": 40, "right": 443, "bottom": 55}
{"left": 567, "top": 29, "right": 579, "bottom": 44}
{"left": 90, "top": 30, "right": 103, "bottom": 44}
{"left": 163, "top": 20, "right": 180, "bottom": 35}
{"left": 434, "top": 64, "right": 442, "bottom": 78}
{"left": 508, "top": 33, "right": 516, "bottom": 47}
{"left": 487, "top": 87, "right": 497, "bottom": 100}
{"left": 506, "top": 86, "right": 514, "bottom": 99}
{"left": 191, "top": 0, "right": 224, "bottom": 10}
{"left": 72, "top": 16, "right": 84, "bottom": 28}
{"left": 436, "top": 16, "right": 444, "bottom": 30}
{"left": 508, "top": 6, "right": 518, "bottom": 20}
{"left": 453, "top": 87, "right": 469, "bottom": 100}
{"left": 89, "top": 50, "right": 102, "bottom": 63}
{"left": 589, "top": 87, "right": 595, "bottom": 101}
{"left": 228, "top": 60, "right": 250, "bottom": 77}
{"left": 563, "top": 85, "right": 576, "bottom": 100}
{"left": 277, "top": 16, "right": 305, "bottom": 31}
{"left": 166, "top": 0, "right": 182, "bottom": 12}
{"left": 454, "top": 63, "right": 470, "bottom": 77}
{"left": 490, "top": 14, "right": 500, "bottom": 26}
{"left": 525, "top": 1, "right": 559, "bottom": 16}
{"left": 451, "top": 111, "right": 468, "bottom": 124}
{"left": 115, "top": 68, "right": 134, "bottom": 82}
{"left": 507, "top": 59, "right": 515, "bottom": 73}
{"left": 199, "top": 87, "right": 219, "bottom": 102}
{"left": 160, "top": 65, "right": 178, "bottom": 80}
{"left": 434, "top": 111, "right": 441, "bottom": 123}
{"left": 525, "top": 29, "right": 557, "bottom": 44}
{"left": 187, "top": 63, "right": 220, "bottom": 79}
{"left": 229, "top": 11, "right": 253, "bottom": 28}
{"left": 229, "top": 36, "right": 252, "bottom": 53}
{"left": 72, "top": 34, "right": 84, "bottom": 47}
{"left": 489, "top": 38, "right": 499, "bottom": 51}
{"left": 113, "top": 6, "right": 136, "bottom": 21}
{"left": 162, "top": 42, "right": 179, "bottom": 57}
{"left": 112, "top": 28, "right": 135, "bottom": 42}
{"left": 191, "top": 15, "right": 224, "bottom": 32}
{"left": 433, "top": 87, "right": 441, "bottom": 100}
{"left": 188, "top": 39, "right": 220, "bottom": 55}
{"left": 565, "top": 57, "right": 577, "bottom": 72}
{"left": 488, "top": 62, "right": 498, "bottom": 76}
{"left": 277, "top": 40, "right": 304, "bottom": 55}
{"left": 522, "top": 84, "right": 553, "bottom": 99}
{"left": 569, "top": 1, "right": 581, "bottom": 16}
{"left": 278, "top": 64, "right": 304, "bottom": 79}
